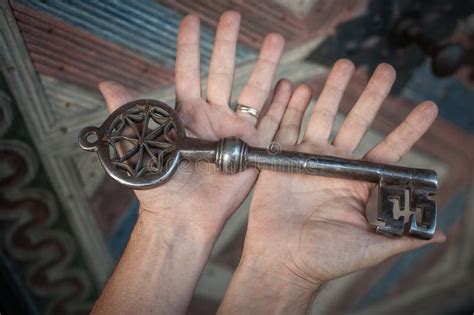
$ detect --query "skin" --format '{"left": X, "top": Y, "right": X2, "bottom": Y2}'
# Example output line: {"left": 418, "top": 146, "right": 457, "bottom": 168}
{"left": 91, "top": 11, "right": 293, "bottom": 314}
{"left": 91, "top": 11, "right": 446, "bottom": 314}
{"left": 218, "top": 60, "right": 447, "bottom": 314}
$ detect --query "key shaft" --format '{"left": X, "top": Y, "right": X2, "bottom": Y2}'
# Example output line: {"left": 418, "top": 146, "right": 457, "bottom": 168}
{"left": 179, "top": 137, "right": 437, "bottom": 188}
{"left": 180, "top": 137, "right": 437, "bottom": 240}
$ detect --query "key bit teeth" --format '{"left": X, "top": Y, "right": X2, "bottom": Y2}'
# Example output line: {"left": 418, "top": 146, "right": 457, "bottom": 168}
{"left": 375, "top": 183, "right": 406, "bottom": 238}
{"left": 376, "top": 223, "right": 404, "bottom": 238}
{"left": 407, "top": 192, "right": 437, "bottom": 240}
{"left": 408, "top": 213, "right": 436, "bottom": 240}
{"left": 375, "top": 181, "right": 437, "bottom": 240}
{"left": 408, "top": 186, "right": 437, "bottom": 240}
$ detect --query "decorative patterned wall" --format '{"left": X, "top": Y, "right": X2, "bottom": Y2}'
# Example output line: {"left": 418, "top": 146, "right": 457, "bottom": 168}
{"left": 0, "top": 0, "right": 473, "bottom": 314}
{"left": 0, "top": 73, "right": 94, "bottom": 314}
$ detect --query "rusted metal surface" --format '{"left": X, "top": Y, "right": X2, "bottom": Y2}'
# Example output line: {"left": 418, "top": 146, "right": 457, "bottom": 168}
{"left": 12, "top": 2, "right": 174, "bottom": 93}
{"left": 159, "top": 0, "right": 366, "bottom": 48}
{"left": 12, "top": 1, "right": 255, "bottom": 62}
{"left": 160, "top": 0, "right": 305, "bottom": 47}
{"left": 80, "top": 100, "right": 438, "bottom": 239}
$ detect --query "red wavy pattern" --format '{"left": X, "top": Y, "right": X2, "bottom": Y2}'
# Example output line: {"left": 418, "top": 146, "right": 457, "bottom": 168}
{"left": 0, "top": 145, "right": 92, "bottom": 314}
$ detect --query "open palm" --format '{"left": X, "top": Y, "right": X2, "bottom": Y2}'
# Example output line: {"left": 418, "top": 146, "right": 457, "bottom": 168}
{"left": 98, "top": 12, "right": 292, "bottom": 239}
{"left": 241, "top": 60, "right": 446, "bottom": 290}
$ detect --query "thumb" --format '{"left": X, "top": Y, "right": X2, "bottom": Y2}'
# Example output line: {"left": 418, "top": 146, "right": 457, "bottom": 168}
{"left": 98, "top": 81, "right": 135, "bottom": 113}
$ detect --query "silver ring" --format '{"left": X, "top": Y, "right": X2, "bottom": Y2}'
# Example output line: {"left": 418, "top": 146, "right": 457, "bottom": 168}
{"left": 237, "top": 104, "right": 260, "bottom": 120}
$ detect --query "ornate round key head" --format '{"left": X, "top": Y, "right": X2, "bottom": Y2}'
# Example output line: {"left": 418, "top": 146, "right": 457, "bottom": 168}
{"left": 78, "top": 99, "right": 185, "bottom": 189}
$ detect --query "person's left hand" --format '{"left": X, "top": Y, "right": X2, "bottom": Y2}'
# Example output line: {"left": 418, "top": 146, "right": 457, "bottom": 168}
{"left": 92, "top": 12, "right": 294, "bottom": 314}
{"left": 98, "top": 11, "right": 291, "bottom": 241}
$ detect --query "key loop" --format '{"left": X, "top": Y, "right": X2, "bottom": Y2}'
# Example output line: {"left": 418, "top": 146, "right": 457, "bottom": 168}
{"left": 79, "top": 126, "right": 100, "bottom": 152}
{"left": 79, "top": 99, "right": 438, "bottom": 240}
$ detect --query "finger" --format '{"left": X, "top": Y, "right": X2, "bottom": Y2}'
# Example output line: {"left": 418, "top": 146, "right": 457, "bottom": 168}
{"left": 175, "top": 15, "right": 201, "bottom": 105}
{"left": 302, "top": 59, "right": 355, "bottom": 143}
{"left": 98, "top": 81, "right": 134, "bottom": 112}
{"left": 364, "top": 101, "right": 438, "bottom": 164}
{"left": 254, "top": 79, "right": 293, "bottom": 145}
{"left": 275, "top": 84, "right": 313, "bottom": 146}
{"left": 237, "top": 33, "right": 285, "bottom": 123}
{"left": 98, "top": 81, "right": 136, "bottom": 163}
{"left": 206, "top": 11, "right": 241, "bottom": 106}
{"left": 333, "top": 63, "right": 396, "bottom": 151}
{"left": 368, "top": 229, "right": 446, "bottom": 265}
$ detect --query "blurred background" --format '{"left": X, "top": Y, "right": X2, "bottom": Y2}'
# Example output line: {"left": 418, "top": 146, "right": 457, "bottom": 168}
{"left": 1, "top": 0, "right": 473, "bottom": 314}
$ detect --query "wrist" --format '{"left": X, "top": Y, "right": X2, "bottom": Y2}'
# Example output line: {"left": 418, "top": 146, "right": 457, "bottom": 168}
{"left": 219, "top": 255, "right": 321, "bottom": 314}
{"left": 136, "top": 205, "right": 223, "bottom": 246}
{"left": 99, "top": 207, "right": 216, "bottom": 314}
{"left": 240, "top": 251, "right": 323, "bottom": 292}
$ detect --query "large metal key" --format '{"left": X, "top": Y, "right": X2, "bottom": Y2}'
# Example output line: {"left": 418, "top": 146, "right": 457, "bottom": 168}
{"left": 79, "top": 100, "right": 437, "bottom": 240}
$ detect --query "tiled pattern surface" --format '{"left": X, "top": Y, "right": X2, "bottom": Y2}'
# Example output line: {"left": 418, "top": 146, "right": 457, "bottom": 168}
{"left": 1, "top": 0, "right": 473, "bottom": 313}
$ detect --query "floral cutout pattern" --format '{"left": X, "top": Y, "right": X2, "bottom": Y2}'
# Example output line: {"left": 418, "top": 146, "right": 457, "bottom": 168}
{"left": 105, "top": 103, "right": 177, "bottom": 177}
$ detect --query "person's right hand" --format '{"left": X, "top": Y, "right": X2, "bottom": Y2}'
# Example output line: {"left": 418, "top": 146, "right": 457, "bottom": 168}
{"left": 219, "top": 60, "right": 446, "bottom": 314}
